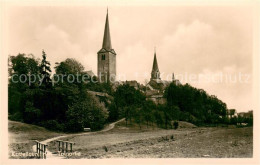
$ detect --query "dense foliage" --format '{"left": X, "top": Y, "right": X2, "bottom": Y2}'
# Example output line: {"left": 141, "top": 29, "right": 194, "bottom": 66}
{"left": 8, "top": 52, "right": 109, "bottom": 132}
{"left": 109, "top": 81, "right": 252, "bottom": 128}
{"left": 164, "top": 83, "right": 228, "bottom": 125}
{"left": 8, "top": 52, "right": 252, "bottom": 132}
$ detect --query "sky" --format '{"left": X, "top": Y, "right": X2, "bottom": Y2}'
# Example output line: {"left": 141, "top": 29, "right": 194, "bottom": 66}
{"left": 6, "top": 5, "right": 254, "bottom": 112}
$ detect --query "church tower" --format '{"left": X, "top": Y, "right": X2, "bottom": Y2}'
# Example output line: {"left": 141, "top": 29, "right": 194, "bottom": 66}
{"left": 150, "top": 50, "right": 161, "bottom": 81}
{"left": 97, "top": 9, "right": 116, "bottom": 83}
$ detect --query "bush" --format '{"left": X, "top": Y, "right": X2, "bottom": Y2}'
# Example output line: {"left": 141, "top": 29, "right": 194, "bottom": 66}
{"left": 8, "top": 112, "right": 23, "bottom": 122}
{"left": 39, "top": 120, "right": 64, "bottom": 131}
{"left": 65, "top": 92, "right": 108, "bottom": 132}
{"left": 173, "top": 121, "right": 179, "bottom": 129}
{"left": 23, "top": 102, "right": 41, "bottom": 124}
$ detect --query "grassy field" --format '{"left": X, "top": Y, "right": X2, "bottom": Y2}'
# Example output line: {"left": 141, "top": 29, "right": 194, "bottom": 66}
{"left": 8, "top": 120, "right": 253, "bottom": 158}
{"left": 8, "top": 120, "right": 63, "bottom": 158}
{"left": 48, "top": 121, "right": 253, "bottom": 158}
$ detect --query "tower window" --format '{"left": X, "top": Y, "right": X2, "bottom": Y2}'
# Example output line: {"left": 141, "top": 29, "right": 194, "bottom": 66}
{"left": 102, "top": 54, "right": 106, "bottom": 60}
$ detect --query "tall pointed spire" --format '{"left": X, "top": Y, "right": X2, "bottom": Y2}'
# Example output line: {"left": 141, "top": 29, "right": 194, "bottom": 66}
{"left": 151, "top": 48, "right": 160, "bottom": 80}
{"left": 102, "top": 8, "right": 112, "bottom": 50}
{"left": 152, "top": 49, "right": 159, "bottom": 72}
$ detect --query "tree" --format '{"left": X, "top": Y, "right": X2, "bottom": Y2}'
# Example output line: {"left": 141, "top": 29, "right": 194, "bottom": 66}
{"left": 154, "top": 110, "right": 164, "bottom": 128}
{"left": 9, "top": 54, "right": 40, "bottom": 89}
{"left": 54, "top": 58, "right": 91, "bottom": 92}
{"left": 113, "top": 84, "right": 146, "bottom": 126}
{"left": 142, "top": 100, "right": 156, "bottom": 128}
{"left": 55, "top": 58, "right": 84, "bottom": 75}
{"left": 164, "top": 82, "right": 228, "bottom": 125}
{"left": 39, "top": 50, "right": 52, "bottom": 88}
{"left": 8, "top": 54, "right": 40, "bottom": 121}
{"left": 8, "top": 52, "right": 112, "bottom": 132}
{"left": 107, "top": 102, "right": 118, "bottom": 122}
{"left": 23, "top": 101, "right": 41, "bottom": 124}
{"left": 162, "top": 105, "right": 171, "bottom": 129}
{"left": 65, "top": 92, "right": 108, "bottom": 132}
{"left": 133, "top": 108, "right": 143, "bottom": 129}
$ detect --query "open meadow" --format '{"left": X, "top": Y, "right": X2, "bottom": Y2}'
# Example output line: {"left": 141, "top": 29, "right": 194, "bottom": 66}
{"left": 8, "top": 120, "right": 253, "bottom": 158}
{"left": 47, "top": 121, "right": 253, "bottom": 158}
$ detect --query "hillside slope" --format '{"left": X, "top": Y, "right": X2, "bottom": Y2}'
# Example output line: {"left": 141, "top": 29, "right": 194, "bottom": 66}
{"left": 8, "top": 120, "right": 63, "bottom": 155}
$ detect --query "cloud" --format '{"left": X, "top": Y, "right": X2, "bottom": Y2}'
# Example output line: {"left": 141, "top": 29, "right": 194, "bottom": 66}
{"left": 159, "top": 20, "right": 215, "bottom": 74}
{"left": 159, "top": 19, "right": 251, "bottom": 76}
{"left": 34, "top": 24, "right": 91, "bottom": 70}
{"left": 117, "top": 41, "right": 151, "bottom": 82}
{"left": 181, "top": 66, "right": 253, "bottom": 112}
{"left": 155, "top": 20, "right": 252, "bottom": 111}
{"left": 12, "top": 23, "right": 97, "bottom": 73}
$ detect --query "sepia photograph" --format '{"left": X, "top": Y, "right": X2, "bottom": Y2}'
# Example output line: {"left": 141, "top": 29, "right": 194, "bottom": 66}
{"left": 1, "top": 0, "right": 260, "bottom": 164}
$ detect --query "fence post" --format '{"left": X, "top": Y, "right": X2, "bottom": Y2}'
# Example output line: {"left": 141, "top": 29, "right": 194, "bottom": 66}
{"left": 38, "top": 142, "right": 40, "bottom": 155}
{"left": 36, "top": 142, "right": 38, "bottom": 153}
{"left": 62, "top": 142, "right": 64, "bottom": 152}
{"left": 35, "top": 141, "right": 48, "bottom": 159}
{"left": 55, "top": 140, "right": 75, "bottom": 154}
{"left": 41, "top": 144, "right": 43, "bottom": 158}
{"left": 35, "top": 141, "right": 40, "bottom": 158}
{"left": 43, "top": 145, "right": 46, "bottom": 159}
{"left": 57, "top": 141, "right": 61, "bottom": 152}
{"left": 65, "top": 142, "right": 68, "bottom": 152}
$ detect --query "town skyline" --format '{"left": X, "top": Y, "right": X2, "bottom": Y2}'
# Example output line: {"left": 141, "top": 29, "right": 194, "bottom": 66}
{"left": 6, "top": 6, "right": 253, "bottom": 112}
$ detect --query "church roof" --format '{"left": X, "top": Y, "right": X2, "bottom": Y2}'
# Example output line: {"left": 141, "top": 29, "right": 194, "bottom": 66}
{"left": 102, "top": 9, "right": 112, "bottom": 50}
{"left": 152, "top": 51, "right": 159, "bottom": 72}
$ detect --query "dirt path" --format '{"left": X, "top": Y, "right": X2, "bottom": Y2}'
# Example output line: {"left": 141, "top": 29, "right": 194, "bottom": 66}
{"left": 32, "top": 118, "right": 125, "bottom": 159}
